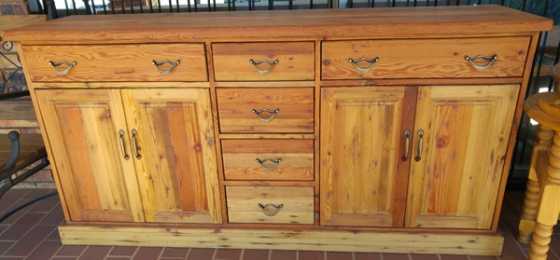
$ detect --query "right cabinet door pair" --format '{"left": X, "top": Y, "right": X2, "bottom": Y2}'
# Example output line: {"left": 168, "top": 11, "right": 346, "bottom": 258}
{"left": 320, "top": 85, "right": 519, "bottom": 229}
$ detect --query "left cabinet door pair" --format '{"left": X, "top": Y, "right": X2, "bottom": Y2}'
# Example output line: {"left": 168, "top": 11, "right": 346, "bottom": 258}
{"left": 36, "top": 88, "right": 221, "bottom": 224}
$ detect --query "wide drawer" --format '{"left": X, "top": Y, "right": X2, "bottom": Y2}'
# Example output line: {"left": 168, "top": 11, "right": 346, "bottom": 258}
{"left": 221, "top": 139, "right": 314, "bottom": 181}
{"left": 217, "top": 88, "right": 314, "bottom": 133}
{"left": 226, "top": 186, "right": 314, "bottom": 224}
{"left": 321, "top": 37, "right": 530, "bottom": 79}
{"left": 22, "top": 44, "right": 208, "bottom": 82}
{"left": 212, "top": 42, "right": 315, "bottom": 81}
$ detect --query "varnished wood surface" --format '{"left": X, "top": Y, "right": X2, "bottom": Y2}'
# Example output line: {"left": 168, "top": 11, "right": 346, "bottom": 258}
{"left": 59, "top": 225, "right": 504, "bottom": 255}
{"left": 322, "top": 37, "right": 530, "bottom": 79}
{"left": 221, "top": 139, "right": 314, "bottom": 181}
{"left": 4, "top": 6, "right": 552, "bottom": 44}
{"left": 121, "top": 89, "right": 222, "bottom": 224}
{"left": 320, "top": 87, "right": 412, "bottom": 227}
{"left": 35, "top": 89, "right": 144, "bottom": 223}
{"left": 406, "top": 85, "right": 519, "bottom": 229}
{"left": 226, "top": 186, "right": 314, "bottom": 224}
{"left": 212, "top": 42, "right": 315, "bottom": 81}
{"left": 22, "top": 44, "right": 208, "bottom": 82}
{"left": 216, "top": 88, "right": 314, "bottom": 133}
{"left": 0, "top": 15, "right": 45, "bottom": 39}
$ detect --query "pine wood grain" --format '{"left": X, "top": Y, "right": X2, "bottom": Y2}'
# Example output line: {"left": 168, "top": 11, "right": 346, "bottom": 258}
{"left": 212, "top": 42, "right": 314, "bottom": 81}
{"left": 320, "top": 86, "right": 412, "bottom": 227}
{"left": 59, "top": 225, "right": 504, "bottom": 255}
{"left": 406, "top": 85, "right": 519, "bottom": 229}
{"left": 226, "top": 186, "right": 314, "bottom": 224}
{"left": 22, "top": 44, "right": 208, "bottom": 82}
{"left": 322, "top": 37, "right": 530, "bottom": 80}
{"left": 221, "top": 139, "right": 314, "bottom": 181}
{"left": 217, "top": 88, "right": 314, "bottom": 133}
{"left": 35, "top": 89, "right": 144, "bottom": 222}
{"left": 121, "top": 88, "right": 222, "bottom": 224}
{"left": 4, "top": 6, "right": 551, "bottom": 44}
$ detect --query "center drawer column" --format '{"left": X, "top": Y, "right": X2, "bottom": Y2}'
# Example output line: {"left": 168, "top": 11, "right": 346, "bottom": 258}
{"left": 212, "top": 42, "right": 317, "bottom": 225}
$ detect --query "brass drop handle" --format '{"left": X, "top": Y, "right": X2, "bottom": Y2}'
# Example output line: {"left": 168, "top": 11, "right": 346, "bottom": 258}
{"left": 152, "top": 59, "right": 181, "bottom": 75}
{"left": 249, "top": 58, "right": 279, "bottom": 74}
{"left": 414, "top": 129, "right": 424, "bottom": 162}
{"left": 131, "top": 129, "right": 142, "bottom": 160}
{"left": 464, "top": 55, "right": 497, "bottom": 71}
{"left": 256, "top": 158, "right": 282, "bottom": 170}
{"left": 258, "top": 203, "right": 284, "bottom": 216}
{"left": 347, "top": 57, "right": 379, "bottom": 73}
{"left": 118, "top": 129, "right": 130, "bottom": 160}
{"left": 48, "top": 60, "right": 77, "bottom": 76}
{"left": 251, "top": 108, "right": 280, "bottom": 123}
{"left": 402, "top": 129, "right": 411, "bottom": 161}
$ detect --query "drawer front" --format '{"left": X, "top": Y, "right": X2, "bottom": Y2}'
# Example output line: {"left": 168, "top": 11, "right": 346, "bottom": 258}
{"left": 226, "top": 186, "right": 314, "bottom": 224}
{"left": 222, "top": 139, "right": 314, "bottom": 181}
{"left": 212, "top": 42, "right": 315, "bottom": 81}
{"left": 322, "top": 37, "right": 530, "bottom": 79}
{"left": 22, "top": 44, "right": 208, "bottom": 82}
{"left": 217, "top": 88, "right": 314, "bottom": 133}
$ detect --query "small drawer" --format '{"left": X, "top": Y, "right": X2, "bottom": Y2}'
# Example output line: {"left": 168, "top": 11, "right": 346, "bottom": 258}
{"left": 217, "top": 88, "right": 314, "bottom": 133}
{"left": 322, "top": 37, "right": 530, "bottom": 80}
{"left": 222, "top": 139, "right": 314, "bottom": 181}
{"left": 22, "top": 44, "right": 208, "bottom": 82}
{"left": 212, "top": 42, "right": 315, "bottom": 81}
{"left": 226, "top": 186, "right": 314, "bottom": 224}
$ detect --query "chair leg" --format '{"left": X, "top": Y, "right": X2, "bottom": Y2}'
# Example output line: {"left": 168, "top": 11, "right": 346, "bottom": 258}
{"left": 519, "top": 126, "right": 553, "bottom": 243}
{"left": 519, "top": 178, "right": 540, "bottom": 243}
{"left": 529, "top": 223, "right": 555, "bottom": 260}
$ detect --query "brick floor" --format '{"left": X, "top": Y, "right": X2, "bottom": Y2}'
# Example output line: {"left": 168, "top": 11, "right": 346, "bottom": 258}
{"left": 0, "top": 189, "right": 557, "bottom": 260}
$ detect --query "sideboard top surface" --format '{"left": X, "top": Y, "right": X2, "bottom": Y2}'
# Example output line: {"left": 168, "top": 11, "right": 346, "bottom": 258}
{"left": 5, "top": 5, "right": 552, "bottom": 44}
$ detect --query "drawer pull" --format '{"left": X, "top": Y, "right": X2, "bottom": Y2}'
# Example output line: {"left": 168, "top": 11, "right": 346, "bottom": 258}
{"left": 48, "top": 60, "right": 77, "bottom": 76}
{"left": 258, "top": 203, "right": 284, "bottom": 216}
{"left": 347, "top": 57, "right": 379, "bottom": 73}
{"left": 251, "top": 108, "right": 280, "bottom": 123}
{"left": 118, "top": 129, "right": 130, "bottom": 160}
{"left": 464, "top": 55, "right": 497, "bottom": 71}
{"left": 256, "top": 158, "right": 282, "bottom": 170}
{"left": 249, "top": 58, "right": 279, "bottom": 74}
{"left": 414, "top": 129, "right": 424, "bottom": 162}
{"left": 152, "top": 59, "right": 181, "bottom": 75}
{"left": 131, "top": 129, "right": 142, "bottom": 160}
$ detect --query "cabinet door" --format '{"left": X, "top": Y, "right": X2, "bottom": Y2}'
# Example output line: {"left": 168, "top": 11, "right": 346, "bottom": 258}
{"left": 406, "top": 85, "right": 519, "bottom": 229}
{"left": 320, "top": 87, "right": 415, "bottom": 227}
{"left": 36, "top": 89, "right": 144, "bottom": 222}
{"left": 122, "top": 89, "right": 222, "bottom": 223}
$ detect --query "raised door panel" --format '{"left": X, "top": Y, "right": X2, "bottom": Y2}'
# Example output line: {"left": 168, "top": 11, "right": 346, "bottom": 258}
{"left": 406, "top": 85, "right": 519, "bottom": 229}
{"left": 36, "top": 89, "right": 143, "bottom": 222}
{"left": 121, "top": 89, "right": 221, "bottom": 224}
{"left": 320, "top": 87, "right": 414, "bottom": 227}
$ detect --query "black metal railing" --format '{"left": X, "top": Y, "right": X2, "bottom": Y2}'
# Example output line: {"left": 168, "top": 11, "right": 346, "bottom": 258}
{"left": 17, "top": 0, "right": 560, "bottom": 188}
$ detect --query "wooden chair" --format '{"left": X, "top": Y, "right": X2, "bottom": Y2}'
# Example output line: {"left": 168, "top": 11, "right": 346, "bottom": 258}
{"left": 518, "top": 64, "right": 560, "bottom": 260}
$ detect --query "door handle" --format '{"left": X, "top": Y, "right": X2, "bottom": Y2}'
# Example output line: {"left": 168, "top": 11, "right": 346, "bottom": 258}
{"left": 414, "top": 129, "right": 424, "bottom": 162}
{"left": 131, "top": 129, "right": 142, "bottom": 160}
{"left": 402, "top": 129, "right": 411, "bottom": 161}
{"left": 118, "top": 129, "right": 130, "bottom": 160}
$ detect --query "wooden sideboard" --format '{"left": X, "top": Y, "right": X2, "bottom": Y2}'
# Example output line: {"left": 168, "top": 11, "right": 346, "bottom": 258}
{"left": 5, "top": 5, "right": 553, "bottom": 256}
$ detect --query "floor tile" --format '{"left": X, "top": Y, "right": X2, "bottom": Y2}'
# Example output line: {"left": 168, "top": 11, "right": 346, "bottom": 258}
{"left": 383, "top": 253, "right": 410, "bottom": 260}
{"left": 26, "top": 240, "right": 62, "bottom": 260}
{"left": 4, "top": 225, "right": 54, "bottom": 256}
{"left": 440, "top": 255, "right": 468, "bottom": 260}
{"left": 410, "top": 254, "right": 438, "bottom": 260}
{"left": 57, "top": 245, "right": 87, "bottom": 256}
{"left": 187, "top": 248, "right": 215, "bottom": 260}
{"left": 355, "top": 252, "right": 381, "bottom": 260}
{"left": 79, "top": 246, "right": 112, "bottom": 260}
{"left": 161, "top": 247, "right": 189, "bottom": 258}
{"left": 271, "top": 250, "right": 297, "bottom": 260}
{"left": 132, "top": 247, "right": 163, "bottom": 260}
{"left": 299, "top": 251, "right": 324, "bottom": 260}
{"left": 327, "top": 251, "right": 353, "bottom": 260}
{"left": 215, "top": 248, "right": 241, "bottom": 260}
{"left": 110, "top": 246, "right": 137, "bottom": 257}
{"left": 243, "top": 249, "right": 269, "bottom": 260}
